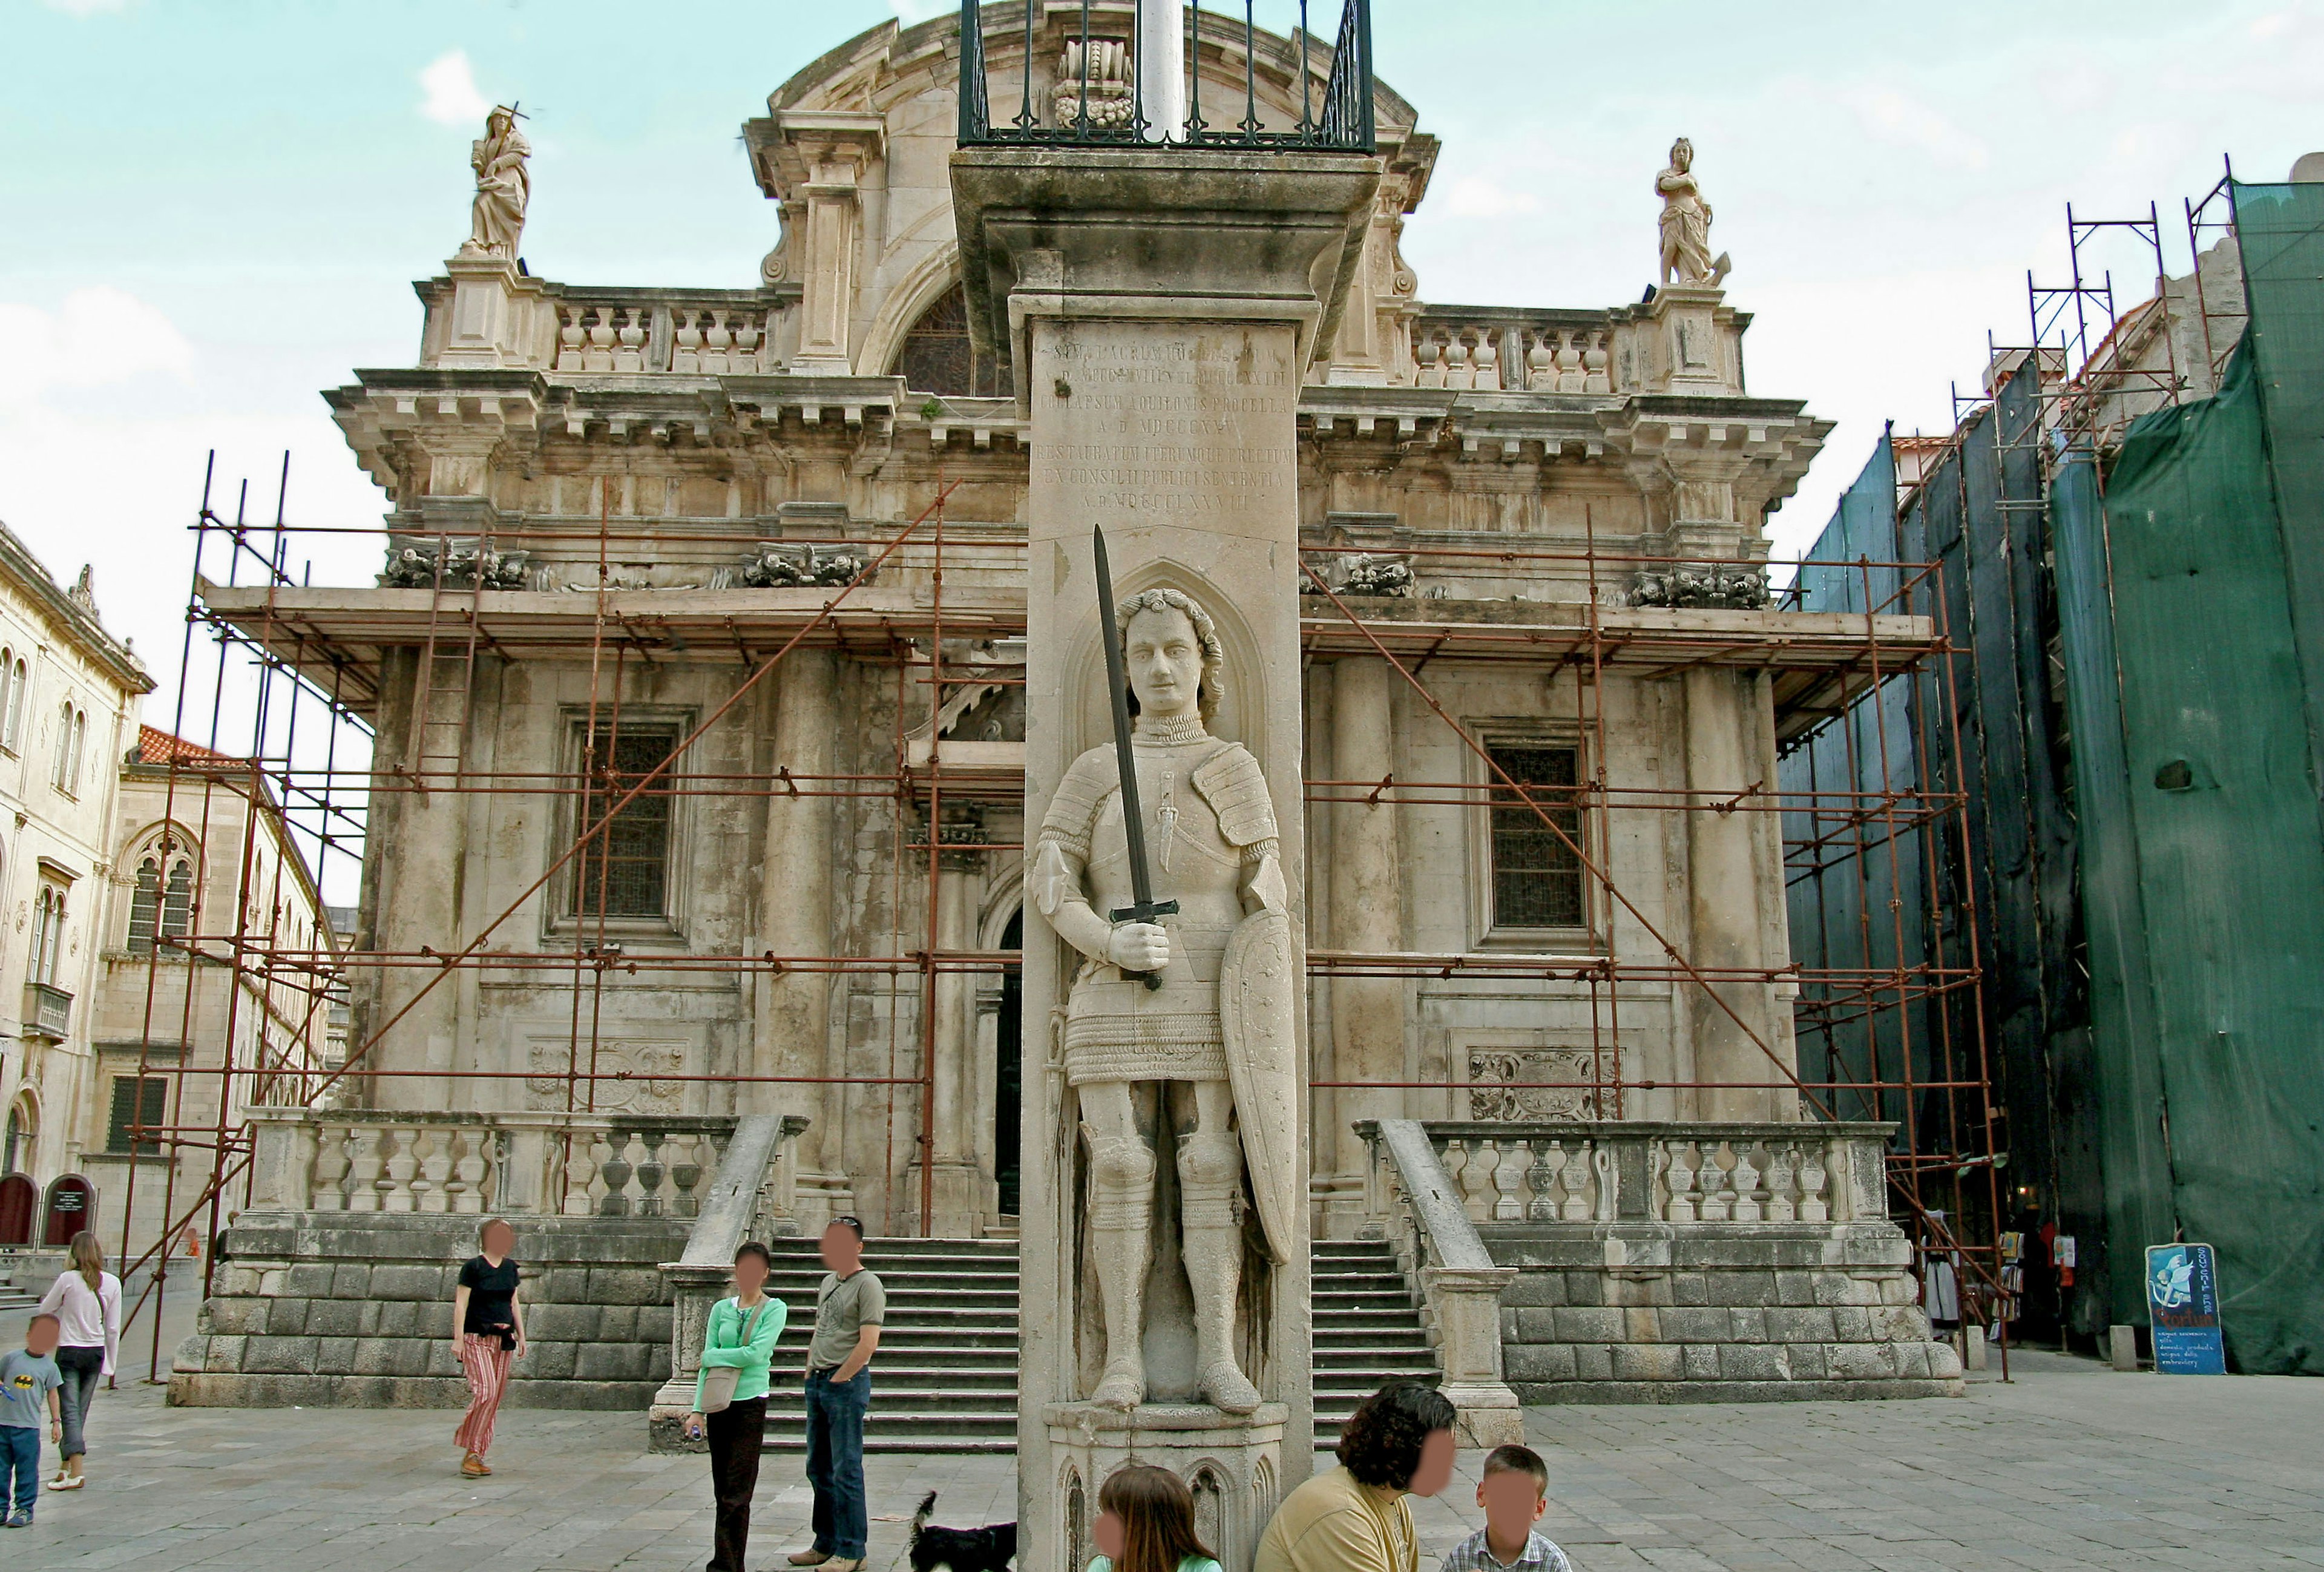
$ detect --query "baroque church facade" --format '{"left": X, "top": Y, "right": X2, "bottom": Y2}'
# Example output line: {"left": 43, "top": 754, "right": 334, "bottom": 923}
{"left": 232, "top": 6, "right": 1843, "bottom": 1241}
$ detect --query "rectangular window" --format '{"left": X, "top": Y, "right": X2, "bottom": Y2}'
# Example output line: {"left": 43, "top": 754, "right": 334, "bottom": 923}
{"left": 107, "top": 1074, "right": 168, "bottom": 1156}
{"left": 572, "top": 726, "right": 677, "bottom": 919}
{"left": 1487, "top": 743, "right": 1586, "bottom": 930}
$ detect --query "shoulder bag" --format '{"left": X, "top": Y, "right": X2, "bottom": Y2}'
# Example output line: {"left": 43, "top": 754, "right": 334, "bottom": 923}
{"left": 699, "top": 1298, "right": 769, "bottom": 1413}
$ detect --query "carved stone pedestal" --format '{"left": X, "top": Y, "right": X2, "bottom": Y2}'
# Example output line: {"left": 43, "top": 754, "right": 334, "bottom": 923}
{"left": 1045, "top": 1403, "right": 1288, "bottom": 1572}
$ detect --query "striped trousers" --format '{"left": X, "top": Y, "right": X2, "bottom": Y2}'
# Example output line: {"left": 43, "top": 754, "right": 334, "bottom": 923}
{"left": 455, "top": 1334, "right": 514, "bottom": 1456}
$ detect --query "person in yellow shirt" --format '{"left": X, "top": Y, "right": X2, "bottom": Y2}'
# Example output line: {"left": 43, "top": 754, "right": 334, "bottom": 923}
{"left": 1255, "top": 1383, "right": 1460, "bottom": 1572}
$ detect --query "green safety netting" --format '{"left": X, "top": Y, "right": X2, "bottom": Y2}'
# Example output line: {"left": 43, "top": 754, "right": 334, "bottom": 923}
{"left": 2047, "top": 178, "right": 2324, "bottom": 1372}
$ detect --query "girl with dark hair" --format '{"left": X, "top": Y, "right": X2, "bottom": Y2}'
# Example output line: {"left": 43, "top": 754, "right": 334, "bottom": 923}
{"left": 450, "top": 1217, "right": 527, "bottom": 1478}
{"left": 1089, "top": 1464, "right": 1223, "bottom": 1572}
{"left": 1253, "top": 1381, "right": 1459, "bottom": 1572}
{"left": 36, "top": 1230, "right": 118, "bottom": 1492}
{"left": 686, "top": 1240, "right": 786, "bottom": 1572}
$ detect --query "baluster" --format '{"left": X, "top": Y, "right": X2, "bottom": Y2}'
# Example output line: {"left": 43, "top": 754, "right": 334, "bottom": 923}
{"left": 703, "top": 311, "right": 734, "bottom": 375}
{"left": 1592, "top": 1145, "right": 1617, "bottom": 1222}
{"left": 1664, "top": 1140, "right": 1697, "bottom": 1223}
{"left": 1555, "top": 332, "right": 1585, "bottom": 392}
{"left": 415, "top": 1126, "right": 454, "bottom": 1214}
{"left": 635, "top": 1129, "right": 669, "bottom": 1217}
{"left": 732, "top": 315, "right": 763, "bottom": 373}
{"left": 1583, "top": 333, "right": 1612, "bottom": 394}
{"left": 669, "top": 1133, "right": 706, "bottom": 1217}
{"left": 310, "top": 1123, "right": 353, "bottom": 1211}
{"left": 1443, "top": 333, "right": 1472, "bottom": 390}
{"left": 1560, "top": 1140, "right": 1592, "bottom": 1220}
{"left": 1491, "top": 1137, "right": 1525, "bottom": 1220}
{"left": 455, "top": 1127, "right": 491, "bottom": 1215}
{"left": 346, "top": 1125, "right": 387, "bottom": 1213}
{"left": 599, "top": 1130, "right": 637, "bottom": 1216}
{"left": 369, "top": 1125, "right": 409, "bottom": 1212}
{"left": 1730, "top": 1140, "right": 1763, "bottom": 1223}
{"left": 564, "top": 1130, "right": 607, "bottom": 1217}
{"left": 1798, "top": 1140, "right": 1830, "bottom": 1223}
{"left": 1526, "top": 327, "right": 1555, "bottom": 390}
{"left": 671, "top": 309, "right": 703, "bottom": 374}
{"left": 584, "top": 308, "right": 616, "bottom": 372}
{"left": 1697, "top": 1141, "right": 1733, "bottom": 1222}
{"left": 1472, "top": 329, "right": 1500, "bottom": 390}
{"left": 1415, "top": 332, "right": 1443, "bottom": 389}
{"left": 614, "top": 308, "right": 647, "bottom": 372}
{"left": 556, "top": 306, "right": 587, "bottom": 373}
{"left": 1763, "top": 1140, "right": 1797, "bottom": 1223}
{"left": 1526, "top": 1139, "right": 1558, "bottom": 1220}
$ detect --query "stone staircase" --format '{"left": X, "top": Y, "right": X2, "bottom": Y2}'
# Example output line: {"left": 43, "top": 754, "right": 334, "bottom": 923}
{"left": 759, "top": 1236, "right": 1021, "bottom": 1454}
{"left": 1312, "top": 1237, "right": 1440, "bottom": 1445}
{"left": 750, "top": 1235, "right": 1439, "bottom": 1454}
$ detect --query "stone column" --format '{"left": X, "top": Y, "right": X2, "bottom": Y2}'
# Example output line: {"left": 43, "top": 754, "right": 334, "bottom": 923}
{"left": 956, "top": 144, "right": 1379, "bottom": 1572}
{"left": 921, "top": 842, "right": 985, "bottom": 1235}
{"left": 1683, "top": 666, "right": 1784, "bottom": 1121}
{"left": 366, "top": 645, "right": 468, "bottom": 1110}
{"left": 1327, "top": 657, "right": 1403, "bottom": 1233}
{"left": 758, "top": 650, "right": 849, "bottom": 1223}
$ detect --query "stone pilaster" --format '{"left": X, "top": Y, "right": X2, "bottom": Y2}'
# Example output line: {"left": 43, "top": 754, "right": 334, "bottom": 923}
{"left": 749, "top": 111, "right": 886, "bottom": 375}
{"left": 1682, "top": 666, "right": 1789, "bottom": 1121}
{"left": 1326, "top": 657, "right": 1403, "bottom": 1231}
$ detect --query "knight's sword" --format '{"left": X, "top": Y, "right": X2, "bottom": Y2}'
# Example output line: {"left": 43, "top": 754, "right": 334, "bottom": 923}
{"left": 1093, "top": 524, "right": 1177, "bottom": 990}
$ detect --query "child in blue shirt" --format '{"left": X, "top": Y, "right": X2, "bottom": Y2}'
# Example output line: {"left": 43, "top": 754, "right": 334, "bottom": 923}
{"left": 1, "top": 1312, "right": 64, "bottom": 1528}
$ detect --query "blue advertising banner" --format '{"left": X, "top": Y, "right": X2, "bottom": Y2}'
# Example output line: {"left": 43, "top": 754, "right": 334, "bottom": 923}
{"left": 2145, "top": 1243, "right": 2227, "bottom": 1375}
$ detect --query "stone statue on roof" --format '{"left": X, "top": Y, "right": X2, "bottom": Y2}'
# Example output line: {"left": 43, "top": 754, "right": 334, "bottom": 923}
{"left": 1657, "top": 137, "right": 1732, "bottom": 288}
{"left": 460, "top": 105, "right": 531, "bottom": 261}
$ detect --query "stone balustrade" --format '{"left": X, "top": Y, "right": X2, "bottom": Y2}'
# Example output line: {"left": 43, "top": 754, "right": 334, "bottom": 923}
{"left": 551, "top": 294, "right": 781, "bottom": 377}
{"left": 245, "top": 1108, "right": 740, "bottom": 1221}
{"left": 1423, "top": 1120, "right": 1881, "bottom": 1228}
{"left": 1410, "top": 309, "right": 1618, "bottom": 394}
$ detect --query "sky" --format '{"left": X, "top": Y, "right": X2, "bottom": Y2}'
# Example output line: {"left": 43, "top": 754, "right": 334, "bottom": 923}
{"left": 4, "top": 0, "right": 2322, "bottom": 732}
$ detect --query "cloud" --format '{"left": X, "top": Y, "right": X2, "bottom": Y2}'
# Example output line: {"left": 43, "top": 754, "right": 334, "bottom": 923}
{"left": 0, "top": 288, "right": 194, "bottom": 406}
{"left": 41, "top": 0, "right": 128, "bottom": 13}
{"left": 418, "top": 49, "right": 491, "bottom": 127}
{"left": 1837, "top": 85, "right": 1989, "bottom": 171}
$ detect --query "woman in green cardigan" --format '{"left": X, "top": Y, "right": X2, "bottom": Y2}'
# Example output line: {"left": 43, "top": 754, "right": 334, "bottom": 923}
{"left": 684, "top": 1241, "right": 787, "bottom": 1572}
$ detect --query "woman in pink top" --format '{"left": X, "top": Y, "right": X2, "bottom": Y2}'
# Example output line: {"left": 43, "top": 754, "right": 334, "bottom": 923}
{"left": 36, "top": 1231, "right": 119, "bottom": 1491}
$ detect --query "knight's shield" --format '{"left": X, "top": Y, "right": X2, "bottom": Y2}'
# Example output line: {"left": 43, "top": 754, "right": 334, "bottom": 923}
{"left": 1219, "top": 906, "right": 1301, "bottom": 1263}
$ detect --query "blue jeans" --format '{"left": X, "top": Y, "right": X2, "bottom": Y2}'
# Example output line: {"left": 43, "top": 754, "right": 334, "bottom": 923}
{"left": 803, "top": 1368, "right": 870, "bottom": 1558}
{"left": 1, "top": 1424, "right": 37, "bottom": 1518}
{"left": 56, "top": 1346, "right": 102, "bottom": 1461}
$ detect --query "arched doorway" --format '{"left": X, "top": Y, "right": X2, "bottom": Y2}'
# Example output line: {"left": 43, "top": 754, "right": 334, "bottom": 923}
{"left": 997, "top": 909, "right": 1022, "bottom": 1218}
{"left": 0, "top": 1174, "right": 34, "bottom": 1245}
{"left": 42, "top": 1173, "right": 95, "bottom": 1246}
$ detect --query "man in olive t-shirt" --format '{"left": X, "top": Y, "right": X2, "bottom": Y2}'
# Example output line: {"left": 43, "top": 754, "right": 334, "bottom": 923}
{"left": 786, "top": 1217, "right": 883, "bottom": 1572}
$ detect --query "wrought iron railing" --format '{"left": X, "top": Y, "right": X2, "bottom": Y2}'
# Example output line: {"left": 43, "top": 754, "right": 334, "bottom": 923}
{"left": 957, "top": 0, "right": 1374, "bottom": 152}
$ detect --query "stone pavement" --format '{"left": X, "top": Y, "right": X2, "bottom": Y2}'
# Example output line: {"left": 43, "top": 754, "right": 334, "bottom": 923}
{"left": 5, "top": 1347, "right": 2319, "bottom": 1570}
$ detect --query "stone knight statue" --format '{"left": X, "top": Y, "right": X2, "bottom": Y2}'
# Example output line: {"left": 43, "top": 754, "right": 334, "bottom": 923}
{"left": 461, "top": 104, "right": 531, "bottom": 260}
{"left": 1030, "top": 581, "right": 1299, "bottom": 1414}
{"left": 1656, "top": 137, "right": 1732, "bottom": 288}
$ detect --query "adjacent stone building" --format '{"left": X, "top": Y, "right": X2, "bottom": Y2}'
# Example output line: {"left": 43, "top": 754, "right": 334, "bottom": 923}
{"left": 0, "top": 526, "right": 153, "bottom": 1245}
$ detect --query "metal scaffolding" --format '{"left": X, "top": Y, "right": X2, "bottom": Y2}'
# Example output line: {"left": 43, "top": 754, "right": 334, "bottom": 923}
{"left": 109, "top": 446, "right": 1998, "bottom": 1383}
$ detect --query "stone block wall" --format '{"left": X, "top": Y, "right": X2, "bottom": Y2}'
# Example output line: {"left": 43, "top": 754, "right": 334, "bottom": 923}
{"left": 169, "top": 1211, "right": 691, "bottom": 1409}
{"left": 1486, "top": 1222, "right": 1965, "bottom": 1403}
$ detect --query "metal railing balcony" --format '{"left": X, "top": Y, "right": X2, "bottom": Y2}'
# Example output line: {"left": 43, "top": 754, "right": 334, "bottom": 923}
{"left": 958, "top": 0, "right": 1374, "bottom": 153}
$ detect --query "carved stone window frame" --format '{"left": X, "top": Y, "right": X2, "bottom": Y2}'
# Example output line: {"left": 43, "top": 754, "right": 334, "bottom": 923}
{"left": 544, "top": 706, "right": 694, "bottom": 945}
{"left": 1465, "top": 720, "right": 1595, "bottom": 949}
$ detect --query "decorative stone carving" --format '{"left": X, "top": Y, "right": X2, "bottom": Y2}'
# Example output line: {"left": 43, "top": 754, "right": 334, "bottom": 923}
{"left": 1028, "top": 586, "right": 1296, "bottom": 1415}
{"left": 1054, "top": 38, "right": 1135, "bottom": 130}
{"left": 1301, "top": 553, "right": 1414, "bottom": 597}
{"left": 1630, "top": 562, "right": 1769, "bottom": 610}
{"left": 379, "top": 545, "right": 530, "bottom": 590}
{"left": 1655, "top": 137, "right": 1731, "bottom": 288}
{"left": 737, "top": 544, "right": 868, "bottom": 588}
{"left": 1466, "top": 1047, "right": 1601, "bottom": 1121}
{"left": 459, "top": 105, "right": 531, "bottom": 261}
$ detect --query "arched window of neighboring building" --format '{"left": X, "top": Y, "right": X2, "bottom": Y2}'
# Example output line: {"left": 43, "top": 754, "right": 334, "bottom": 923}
{"left": 0, "top": 650, "right": 14, "bottom": 752}
{"left": 126, "top": 846, "right": 195, "bottom": 954}
{"left": 31, "top": 883, "right": 66, "bottom": 985}
{"left": 891, "top": 283, "right": 1009, "bottom": 398}
{"left": 7, "top": 657, "right": 28, "bottom": 750}
{"left": 52, "top": 702, "right": 85, "bottom": 795}
{"left": 1, "top": 1094, "right": 32, "bottom": 1174}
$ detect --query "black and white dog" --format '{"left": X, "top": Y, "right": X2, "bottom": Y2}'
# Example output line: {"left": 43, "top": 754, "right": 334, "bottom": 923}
{"left": 907, "top": 1490, "right": 1018, "bottom": 1572}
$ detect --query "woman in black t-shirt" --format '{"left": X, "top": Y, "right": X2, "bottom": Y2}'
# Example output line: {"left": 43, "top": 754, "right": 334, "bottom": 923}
{"left": 450, "top": 1218, "right": 527, "bottom": 1477}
